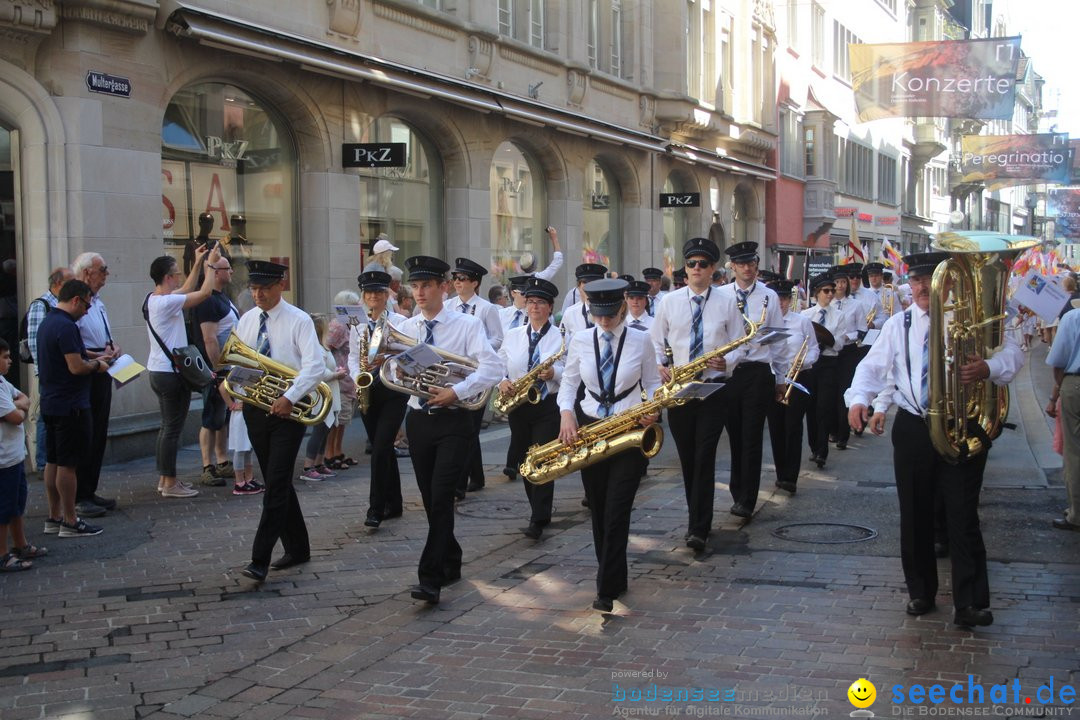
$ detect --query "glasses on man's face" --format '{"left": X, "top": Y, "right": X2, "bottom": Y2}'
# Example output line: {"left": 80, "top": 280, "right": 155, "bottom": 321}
{"left": 95, "top": 265, "right": 109, "bottom": 275}
{"left": 818, "top": 288, "right": 836, "bottom": 295}
{"left": 451, "top": 274, "right": 473, "bottom": 283}
{"left": 686, "top": 259, "right": 713, "bottom": 269}
{"left": 212, "top": 265, "right": 232, "bottom": 272}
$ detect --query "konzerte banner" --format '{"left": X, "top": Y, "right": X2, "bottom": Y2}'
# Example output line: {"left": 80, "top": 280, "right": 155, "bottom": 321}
{"left": 850, "top": 37, "right": 1021, "bottom": 121}
{"left": 958, "top": 134, "right": 1071, "bottom": 189}
{"left": 1049, "top": 189, "right": 1080, "bottom": 240}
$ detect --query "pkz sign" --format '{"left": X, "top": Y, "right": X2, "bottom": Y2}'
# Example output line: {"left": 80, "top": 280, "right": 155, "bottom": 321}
{"left": 659, "top": 193, "right": 700, "bottom": 208}
{"left": 85, "top": 71, "right": 130, "bottom": 98}
{"left": 342, "top": 143, "right": 407, "bottom": 168}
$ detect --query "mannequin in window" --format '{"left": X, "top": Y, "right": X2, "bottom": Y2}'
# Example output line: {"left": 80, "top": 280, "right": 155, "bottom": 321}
{"left": 184, "top": 213, "right": 216, "bottom": 277}
{"left": 225, "top": 214, "right": 252, "bottom": 309}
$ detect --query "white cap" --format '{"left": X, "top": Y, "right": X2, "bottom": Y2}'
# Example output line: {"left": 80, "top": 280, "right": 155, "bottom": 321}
{"left": 372, "top": 236, "right": 399, "bottom": 254}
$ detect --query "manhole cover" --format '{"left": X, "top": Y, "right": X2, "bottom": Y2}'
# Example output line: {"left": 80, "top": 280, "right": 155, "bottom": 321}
{"left": 456, "top": 499, "right": 532, "bottom": 519}
{"left": 771, "top": 522, "right": 877, "bottom": 544}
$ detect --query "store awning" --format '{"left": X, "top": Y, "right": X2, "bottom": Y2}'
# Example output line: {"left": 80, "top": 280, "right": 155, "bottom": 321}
{"left": 166, "top": 5, "right": 775, "bottom": 178}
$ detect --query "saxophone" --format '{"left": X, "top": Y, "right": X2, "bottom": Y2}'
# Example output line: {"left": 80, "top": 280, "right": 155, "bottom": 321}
{"left": 663, "top": 302, "right": 768, "bottom": 391}
{"left": 779, "top": 337, "right": 809, "bottom": 406}
{"left": 355, "top": 325, "right": 372, "bottom": 415}
{"left": 494, "top": 327, "right": 566, "bottom": 415}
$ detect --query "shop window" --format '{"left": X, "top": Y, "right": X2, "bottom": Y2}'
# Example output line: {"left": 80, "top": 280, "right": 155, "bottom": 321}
{"left": 662, "top": 174, "right": 691, "bottom": 277}
{"left": 161, "top": 83, "right": 296, "bottom": 307}
{"left": 732, "top": 185, "right": 753, "bottom": 245}
{"left": 582, "top": 159, "right": 621, "bottom": 270}
{"left": 491, "top": 141, "right": 545, "bottom": 280}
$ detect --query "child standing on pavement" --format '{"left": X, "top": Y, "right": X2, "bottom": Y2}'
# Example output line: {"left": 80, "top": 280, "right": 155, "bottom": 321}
{"left": 0, "top": 339, "right": 45, "bottom": 571}
{"left": 300, "top": 315, "right": 345, "bottom": 482}
{"left": 223, "top": 382, "right": 263, "bottom": 496}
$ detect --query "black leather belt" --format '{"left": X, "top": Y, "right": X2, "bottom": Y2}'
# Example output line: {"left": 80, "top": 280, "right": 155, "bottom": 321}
{"left": 735, "top": 361, "right": 770, "bottom": 371}
{"left": 420, "top": 406, "right": 467, "bottom": 416}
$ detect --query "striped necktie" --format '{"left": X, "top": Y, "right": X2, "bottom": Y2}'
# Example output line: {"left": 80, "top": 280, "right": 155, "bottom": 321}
{"left": 529, "top": 331, "right": 548, "bottom": 400}
{"left": 257, "top": 311, "right": 271, "bottom": 357}
{"left": 647, "top": 296, "right": 655, "bottom": 317}
{"left": 598, "top": 331, "right": 615, "bottom": 418}
{"left": 690, "top": 296, "right": 704, "bottom": 360}
{"left": 424, "top": 319, "right": 437, "bottom": 345}
{"left": 818, "top": 308, "right": 826, "bottom": 324}
{"left": 920, "top": 326, "right": 929, "bottom": 412}
{"left": 511, "top": 309, "right": 523, "bottom": 328}
{"left": 459, "top": 302, "right": 469, "bottom": 314}
{"left": 630, "top": 318, "right": 647, "bottom": 331}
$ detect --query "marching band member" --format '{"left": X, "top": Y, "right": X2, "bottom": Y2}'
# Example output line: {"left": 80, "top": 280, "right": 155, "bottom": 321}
{"left": 801, "top": 273, "right": 852, "bottom": 470}
{"left": 558, "top": 278, "right": 661, "bottom": 612}
{"left": 830, "top": 267, "right": 865, "bottom": 450}
{"left": 672, "top": 267, "right": 688, "bottom": 290}
{"left": 497, "top": 277, "right": 564, "bottom": 540}
{"left": 499, "top": 276, "right": 530, "bottom": 332}
{"left": 236, "top": 261, "right": 326, "bottom": 583}
{"left": 866, "top": 262, "right": 902, "bottom": 319}
{"left": 347, "top": 271, "right": 410, "bottom": 529}
{"left": 624, "top": 281, "right": 654, "bottom": 332}
{"left": 765, "top": 279, "right": 820, "bottom": 494}
{"left": 398, "top": 256, "right": 504, "bottom": 604}
{"left": 847, "top": 263, "right": 885, "bottom": 330}
{"left": 650, "top": 238, "right": 744, "bottom": 550}
{"left": 560, "top": 263, "right": 607, "bottom": 337}
{"left": 641, "top": 267, "right": 666, "bottom": 316}
{"left": 718, "top": 242, "right": 785, "bottom": 519}
{"left": 845, "top": 252, "right": 1023, "bottom": 627}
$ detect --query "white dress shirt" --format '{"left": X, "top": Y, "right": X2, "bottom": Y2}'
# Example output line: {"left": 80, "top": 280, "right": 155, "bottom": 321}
{"left": 559, "top": 301, "right": 594, "bottom": 339}
{"left": 560, "top": 286, "right": 582, "bottom": 314}
{"left": 717, "top": 280, "right": 786, "bottom": 381}
{"left": 77, "top": 293, "right": 114, "bottom": 350}
{"left": 395, "top": 306, "right": 505, "bottom": 410}
{"left": 234, "top": 299, "right": 324, "bottom": 406}
{"left": 451, "top": 293, "right": 504, "bottom": 350}
{"left": 801, "top": 303, "right": 852, "bottom": 356}
{"left": 532, "top": 251, "right": 564, "bottom": 282}
{"left": 650, "top": 286, "right": 745, "bottom": 381}
{"left": 346, "top": 309, "right": 410, "bottom": 381}
{"left": 776, "top": 309, "right": 820, "bottom": 371}
{"left": 832, "top": 296, "right": 866, "bottom": 343}
{"left": 626, "top": 311, "right": 653, "bottom": 333}
{"left": 853, "top": 285, "right": 886, "bottom": 329}
{"left": 844, "top": 303, "right": 1024, "bottom": 416}
{"left": 557, "top": 324, "right": 661, "bottom": 418}
{"left": 500, "top": 303, "right": 528, "bottom": 333}
{"left": 498, "top": 321, "right": 564, "bottom": 397}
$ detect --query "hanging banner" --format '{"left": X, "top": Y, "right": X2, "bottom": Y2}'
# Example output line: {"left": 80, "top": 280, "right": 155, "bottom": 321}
{"left": 849, "top": 37, "right": 1021, "bottom": 121}
{"left": 958, "top": 133, "right": 1071, "bottom": 189}
{"left": 1049, "top": 189, "right": 1080, "bottom": 240}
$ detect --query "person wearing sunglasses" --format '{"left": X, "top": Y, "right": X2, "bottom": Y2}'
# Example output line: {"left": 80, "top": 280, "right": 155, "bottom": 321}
{"left": 649, "top": 238, "right": 745, "bottom": 551}
{"left": 800, "top": 273, "right": 852, "bottom": 469}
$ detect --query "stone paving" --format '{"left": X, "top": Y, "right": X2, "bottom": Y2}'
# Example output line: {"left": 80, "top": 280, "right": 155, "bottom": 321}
{"left": 0, "top": 344, "right": 1077, "bottom": 719}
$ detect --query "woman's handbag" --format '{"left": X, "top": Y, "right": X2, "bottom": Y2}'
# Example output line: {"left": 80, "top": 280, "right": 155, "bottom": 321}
{"left": 142, "top": 294, "right": 213, "bottom": 391}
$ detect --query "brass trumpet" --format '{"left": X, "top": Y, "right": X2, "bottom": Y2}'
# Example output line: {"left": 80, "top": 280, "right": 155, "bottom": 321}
{"left": 218, "top": 333, "right": 333, "bottom": 426}
{"left": 779, "top": 337, "right": 809, "bottom": 406}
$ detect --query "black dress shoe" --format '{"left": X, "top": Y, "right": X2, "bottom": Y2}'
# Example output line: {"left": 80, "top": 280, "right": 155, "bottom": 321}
{"left": 836, "top": 441, "right": 847, "bottom": 450}
{"left": 592, "top": 596, "right": 614, "bottom": 612}
{"left": 524, "top": 521, "right": 543, "bottom": 540}
{"left": 454, "top": 490, "right": 466, "bottom": 501}
{"left": 410, "top": 585, "right": 440, "bottom": 604}
{"left": 905, "top": 598, "right": 935, "bottom": 616}
{"left": 502, "top": 466, "right": 517, "bottom": 479}
{"left": 270, "top": 553, "right": 310, "bottom": 570}
{"left": 466, "top": 480, "right": 485, "bottom": 492}
{"left": 934, "top": 541, "right": 950, "bottom": 558}
{"left": 241, "top": 563, "right": 268, "bottom": 582}
{"left": 814, "top": 456, "right": 826, "bottom": 469}
{"left": 364, "top": 512, "right": 381, "bottom": 528}
{"left": 92, "top": 494, "right": 118, "bottom": 510}
{"left": 383, "top": 508, "right": 403, "bottom": 520}
{"left": 1052, "top": 517, "right": 1080, "bottom": 532}
{"left": 853, "top": 428, "right": 863, "bottom": 437}
{"left": 581, "top": 497, "right": 590, "bottom": 508}
{"left": 953, "top": 606, "right": 993, "bottom": 627}
{"left": 686, "top": 534, "right": 706, "bottom": 551}
{"left": 729, "top": 503, "right": 752, "bottom": 519}
{"left": 776, "top": 481, "right": 797, "bottom": 494}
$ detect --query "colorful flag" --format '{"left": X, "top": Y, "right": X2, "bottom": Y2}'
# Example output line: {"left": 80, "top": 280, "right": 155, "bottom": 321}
{"left": 846, "top": 215, "right": 865, "bottom": 263}
{"left": 881, "top": 239, "right": 907, "bottom": 275}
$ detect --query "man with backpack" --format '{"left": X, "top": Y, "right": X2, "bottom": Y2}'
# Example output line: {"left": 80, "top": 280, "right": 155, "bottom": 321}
{"left": 21, "top": 267, "right": 74, "bottom": 473}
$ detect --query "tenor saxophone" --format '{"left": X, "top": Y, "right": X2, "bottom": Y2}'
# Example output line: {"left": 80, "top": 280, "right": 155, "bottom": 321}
{"left": 355, "top": 325, "right": 372, "bottom": 415}
{"left": 494, "top": 327, "right": 566, "bottom": 415}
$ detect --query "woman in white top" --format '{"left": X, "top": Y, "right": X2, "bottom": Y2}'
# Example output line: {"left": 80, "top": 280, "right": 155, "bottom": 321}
{"left": 144, "top": 245, "right": 220, "bottom": 498}
{"left": 556, "top": 278, "right": 661, "bottom": 613}
{"left": 800, "top": 273, "right": 851, "bottom": 469}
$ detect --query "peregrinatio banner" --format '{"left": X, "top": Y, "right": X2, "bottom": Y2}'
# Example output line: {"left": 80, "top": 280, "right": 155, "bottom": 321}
{"left": 1049, "top": 189, "right": 1080, "bottom": 240}
{"left": 850, "top": 37, "right": 1021, "bottom": 121}
{"left": 959, "top": 133, "right": 1071, "bottom": 189}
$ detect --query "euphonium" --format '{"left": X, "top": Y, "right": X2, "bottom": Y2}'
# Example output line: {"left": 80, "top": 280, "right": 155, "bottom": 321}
{"left": 355, "top": 324, "right": 372, "bottom": 415}
{"left": 926, "top": 231, "right": 1039, "bottom": 463}
{"left": 218, "top": 333, "right": 333, "bottom": 426}
{"left": 780, "top": 337, "right": 809, "bottom": 406}
{"left": 494, "top": 327, "right": 566, "bottom": 415}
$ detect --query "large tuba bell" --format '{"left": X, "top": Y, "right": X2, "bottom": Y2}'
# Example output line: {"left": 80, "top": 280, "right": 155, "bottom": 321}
{"left": 926, "top": 231, "right": 1039, "bottom": 463}
{"left": 218, "top": 333, "right": 333, "bottom": 426}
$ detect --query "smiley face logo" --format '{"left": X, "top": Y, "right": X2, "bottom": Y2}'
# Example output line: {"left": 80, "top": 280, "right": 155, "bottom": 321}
{"left": 847, "top": 678, "right": 876, "bottom": 709}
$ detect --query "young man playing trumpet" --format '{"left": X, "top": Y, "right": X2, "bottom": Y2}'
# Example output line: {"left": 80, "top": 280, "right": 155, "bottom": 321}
{"left": 347, "top": 270, "right": 410, "bottom": 529}
{"left": 497, "top": 277, "right": 563, "bottom": 541}
{"left": 398, "top": 256, "right": 505, "bottom": 604}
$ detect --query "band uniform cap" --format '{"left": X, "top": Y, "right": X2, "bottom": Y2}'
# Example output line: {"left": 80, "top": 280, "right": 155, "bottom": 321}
{"left": 583, "top": 278, "right": 628, "bottom": 317}
{"left": 904, "top": 252, "right": 950, "bottom": 278}
{"left": 844, "top": 262, "right": 864, "bottom": 277}
{"left": 625, "top": 280, "right": 650, "bottom": 297}
{"left": 618, "top": 274, "right": 636, "bottom": 283}
{"left": 712, "top": 270, "right": 725, "bottom": 282}
{"left": 865, "top": 262, "right": 885, "bottom": 274}
{"left": 758, "top": 269, "right": 782, "bottom": 284}
{"left": 810, "top": 272, "right": 836, "bottom": 293}
{"left": 246, "top": 260, "right": 288, "bottom": 285}
{"left": 575, "top": 263, "right": 608, "bottom": 281}
{"left": 683, "top": 237, "right": 721, "bottom": 262}
{"left": 405, "top": 255, "right": 450, "bottom": 281}
{"left": 508, "top": 275, "right": 531, "bottom": 292}
{"left": 768, "top": 279, "right": 795, "bottom": 295}
{"left": 673, "top": 268, "right": 688, "bottom": 281}
{"left": 372, "top": 237, "right": 399, "bottom": 255}
{"left": 357, "top": 270, "right": 392, "bottom": 291}
{"left": 642, "top": 267, "right": 664, "bottom": 280}
{"left": 724, "top": 241, "right": 759, "bottom": 263}
{"left": 523, "top": 277, "right": 558, "bottom": 302}
{"left": 883, "top": 269, "right": 894, "bottom": 279}
{"left": 453, "top": 257, "right": 488, "bottom": 279}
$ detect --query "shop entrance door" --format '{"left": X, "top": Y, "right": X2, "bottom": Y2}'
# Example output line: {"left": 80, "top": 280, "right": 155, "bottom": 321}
{"left": 0, "top": 125, "right": 19, "bottom": 389}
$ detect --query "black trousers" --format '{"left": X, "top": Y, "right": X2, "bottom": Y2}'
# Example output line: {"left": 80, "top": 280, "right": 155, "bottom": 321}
{"left": 244, "top": 406, "right": 310, "bottom": 567}
{"left": 359, "top": 381, "right": 408, "bottom": 517}
{"left": 725, "top": 362, "right": 774, "bottom": 511}
{"left": 767, "top": 372, "right": 810, "bottom": 486}
{"left": 668, "top": 386, "right": 726, "bottom": 537}
{"left": 457, "top": 408, "right": 486, "bottom": 493}
{"left": 578, "top": 411, "right": 646, "bottom": 599}
{"left": 407, "top": 409, "right": 473, "bottom": 588}
{"left": 835, "top": 346, "right": 861, "bottom": 444}
{"left": 76, "top": 372, "right": 112, "bottom": 502}
{"left": 893, "top": 410, "right": 990, "bottom": 610}
{"left": 804, "top": 356, "right": 838, "bottom": 461}
{"left": 506, "top": 396, "right": 559, "bottom": 524}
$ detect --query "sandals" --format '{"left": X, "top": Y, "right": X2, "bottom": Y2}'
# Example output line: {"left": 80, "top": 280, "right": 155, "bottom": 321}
{"left": 13, "top": 544, "right": 47, "bottom": 559}
{"left": 0, "top": 552, "right": 32, "bottom": 572}
{"left": 325, "top": 457, "right": 345, "bottom": 470}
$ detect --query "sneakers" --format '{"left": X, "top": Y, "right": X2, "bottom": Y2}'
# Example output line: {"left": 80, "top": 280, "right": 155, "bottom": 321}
{"left": 92, "top": 495, "right": 118, "bottom": 511}
{"left": 161, "top": 483, "right": 199, "bottom": 498}
{"left": 43, "top": 518, "right": 62, "bottom": 535}
{"left": 299, "top": 468, "right": 323, "bottom": 482}
{"left": 200, "top": 465, "right": 227, "bottom": 487}
{"left": 313, "top": 464, "right": 337, "bottom": 478}
{"left": 215, "top": 461, "right": 236, "bottom": 479}
{"left": 59, "top": 519, "right": 104, "bottom": 537}
{"left": 232, "top": 481, "right": 264, "bottom": 496}
{"left": 75, "top": 500, "right": 107, "bottom": 518}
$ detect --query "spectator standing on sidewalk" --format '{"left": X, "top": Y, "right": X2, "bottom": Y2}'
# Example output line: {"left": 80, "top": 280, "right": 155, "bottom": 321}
{"left": 194, "top": 257, "right": 240, "bottom": 487}
{"left": 71, "top": 252, "right": 121, "bottom": 519}
{"left": 0, "top": 338, "right": 42, "bottom": 570}
{"left": 1046, "top": 306, "right": 1080, "bottom": 532}
{"left": 25, "top": 267, "right": 74, "bottom": 473}
{"left": 38, "top": 279, "right": 111, "bottom": 538}
{"left": 324, "top": 291, "right": 358, "bottom": 471}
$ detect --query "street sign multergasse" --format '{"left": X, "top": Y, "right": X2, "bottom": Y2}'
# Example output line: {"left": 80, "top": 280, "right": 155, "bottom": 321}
{"left": 85, "top": 71, "right": 131, "bottom": 98}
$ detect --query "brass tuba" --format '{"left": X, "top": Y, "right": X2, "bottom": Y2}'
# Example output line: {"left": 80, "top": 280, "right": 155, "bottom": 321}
{"left": 926, "top": 231, "right": 1039, "bottom": 463}
{"left": 218, "top": 333, "right": 333, "bottom": 426}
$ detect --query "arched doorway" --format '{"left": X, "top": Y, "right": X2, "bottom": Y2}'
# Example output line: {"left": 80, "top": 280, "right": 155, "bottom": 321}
{"left": 490, "top": 141, "right": 545, "bottom": 282}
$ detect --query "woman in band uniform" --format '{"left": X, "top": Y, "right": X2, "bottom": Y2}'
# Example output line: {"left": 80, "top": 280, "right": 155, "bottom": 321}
{"left": 800, "top": 273, "right": 852, "bottom": 469}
